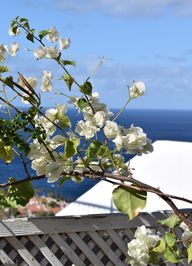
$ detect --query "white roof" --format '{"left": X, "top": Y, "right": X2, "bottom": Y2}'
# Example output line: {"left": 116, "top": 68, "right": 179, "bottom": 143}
{"left": 56, "top": 140, "right": 192, "bottom": 216}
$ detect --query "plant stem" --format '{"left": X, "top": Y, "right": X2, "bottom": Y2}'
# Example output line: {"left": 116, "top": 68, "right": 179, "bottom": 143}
{"left": 112, "top": 98, "right": 131, "bottom": 122}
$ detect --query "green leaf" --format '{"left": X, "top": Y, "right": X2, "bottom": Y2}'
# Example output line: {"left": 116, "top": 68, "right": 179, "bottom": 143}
{"left": 0, "top": 66, "right": 9, "bottom": 73}
{"left": 86, "top": 140, "right": 102, "bottom": 163}
{"left": 149, "top": 251, "right": 160, "bottom": 265}
{"left": 80, "top": 81, "right": 92, "bottom": 96}
{"left": 97, "top": 145, "right": 110, "bottom": 158}
{"left": 23, "top": 21, "right": 30, "bottom": 29}
{"left": 187, "top": 242, "right": 192, "bottom": 263}
{"left": 62, "top": 74, "right": 74, "bottom": 91}
{"left": 59, "top": 178, "right": 66, "bottom": 187}
{"left": 4, "top": 76, "right": 13, "bottom": 88}
{"left": 159, "top": 214, "right": 181, "bottom": 229}
{"left": 77, "top": 98, "right": 88, "bottom": 110}
{"left": 26, "top": 32, "right": 34, "bottom": 43}
{"left": 10, "top": 19, "right": 17, "bottom": 27}
{"left": 153, "top": 238, "right": 166, "bottom": 253}
{"left": 57, "top": 113, "right": 71, "bottom": 128}
{"left": 7, "top": 178, "right": 34, "bottom": 208}
{"left": 19, "top": 17, "right": 28, "bottom": 23}
{"left": 0, "top": 145, "right": 14, "bottom": 164}
{"left": 165, "top": 232, "right": 176, "bottom": 247}
{"left": 60, "top": 60, "right": 76, "bottom": 66}
{"left": 12, "top": 26, "right": 19, "bottom": 34}
{"left": 112, "top": 186, "right": 147, "bottom": 220}
{"left": 38, "top": 30, "right": 49, "bottom": 40}
{"left": 65, "top": 138, "right": 79, "bottom": 158}
{"left": 164, "top": 247, "right": 180, "bottom": 264}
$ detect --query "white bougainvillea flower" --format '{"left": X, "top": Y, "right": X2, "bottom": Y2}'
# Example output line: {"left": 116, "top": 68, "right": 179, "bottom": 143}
{"left": 121, "top": 126, "right": 148, "bottom": 153}
{"left": 46, "top": 27, "right": 59, "bottom": 42}
{"left": 45, "top": 46, "right": 59, "bottom": 59}
{"left": 50, "top": 135, "right": 65, "bottom": 150}
{"left": 0, "top": 44, "right": 6, "bottom": 62}
{"left": 103, "top": 121, "right": 119, "bottom": 139}
{"left": 57, "top": 103, "right": 68, "bottom": 114}
{"left": 83, "top": 92, "right": 113, "bottom": 120}
{"left": 112, "top": 135, "right": 123, "bottom": 150}
{"left": 45, "top": 162, "right": 64, "bottom": 183}
{"left": 180, "top": 222, "right": 192, "bottom": 242}
{"left": 40, "top": 70, "right": 53, "bottom": 92}
{"left": 69, "top": 95, "right": 79, "bottom": 107}
{"left": 31, "top": 156, "right": 48, "bottom": 176}
{"left": 59, "top": 38, "right": 71, "bottom": 50}
{"left": 127, "top": 225, "right": 159, "bottom": 266}
{"left": 28, "top": 143, "right": 42, "bottom": 160}
{"left": 128, "top": 239, "right": 150, "bottom": 266}
{"left": 94, "top": 111, "right": 108, "bottom": 128}
{"left": 38, "top": 108, "right": 58, "bottom": 135}
{"left": 33, "top": 46, "right": 46, "bottom": 59}
{"left": 6, "top": 42, "right": 20, "bottom": 56}
{"left": 75, "top": 120, "right": 98, "bottom": 139}
{"left": 74, "top": 157, "right": 85, "bottom": 174}
{"left": 129, "top": 81, "right": 145, "bottom": 99}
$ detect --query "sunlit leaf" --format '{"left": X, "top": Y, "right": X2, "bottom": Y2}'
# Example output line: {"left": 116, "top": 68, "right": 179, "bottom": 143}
{"left": 65, "top": 138, "right": 79, "bottom": 158}
{"left": 112, "top": 186, "right": 147, "bottom": 220}
{"left": 187, "top": 242, "right": 192, "bottom": 263}
{"left": 159, "top": 214, "right": 181, "bottom": 229}
{"left": 153, "top": 238, "right": 166, "bottom": 253}
{"left": 86, "top": 140, "right": 101, "bottom": 163}
{"left": 0, "top": 66, "right": 9, "bottom": 73}
{"left": 164, "top": 247, "right": 180, "bottom": 264}
{"left": 60, "top": 60, "right": 76, "bottom": 66}
{"left": 19, "top": 17, "right": 28, "bottom": 23}
{"left": 38, "top": 30, "right": 49, "bottom": 40}
{"left": 0, "top": 145, "right": 14, "bottom": 164}
{"left": 62, "top": 74, "right": 74, "bottom": 91}
{"left": 57, "top": 112, "right": 71, "bottom": 128}
{"left": 165, "top": 232, "right": 176, "bottom": 247}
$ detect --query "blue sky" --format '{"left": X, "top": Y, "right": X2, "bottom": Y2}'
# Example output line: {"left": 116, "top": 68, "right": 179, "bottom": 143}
{"left": 1, "top": 0, "right": 192, "bottom": 109}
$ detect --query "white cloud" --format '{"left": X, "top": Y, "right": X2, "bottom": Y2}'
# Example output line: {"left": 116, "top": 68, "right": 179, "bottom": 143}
{"left": 52, "top": 0, "right": 192, "bottom": 17}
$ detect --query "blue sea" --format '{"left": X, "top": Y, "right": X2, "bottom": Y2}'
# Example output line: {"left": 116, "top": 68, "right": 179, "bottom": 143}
{"left": 1, "top": 109, "right": 192, "bottom": 201}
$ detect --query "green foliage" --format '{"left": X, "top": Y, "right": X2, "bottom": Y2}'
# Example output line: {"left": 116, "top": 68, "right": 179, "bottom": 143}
{"left": 56, "top": 112, "right": 71, "bottom": 128}
{"left": 187, "top": 242, "right": 192, "bottom": 263}
{"left": 77, "top": 98, "right": 88, "bottom": 110}
{"left": 3, "top": 76, "right": 14, "bottom": 88}
{"left": 0, "top": 66, "right": 9, "bottom": 73}
{"left": 164, "top": 246, "right": 180, "bottom": 264}
{"left": 62, "top": 74, "right": 74, "bottom": 91}
{"left": 112, "top": 186, "right": 147, "bottom": 219}
{"left": 152, "top": 238, "right": 166, "bottom": 253}
{"left": 0, "top": 143, "right": 14, "bottom": 163}
{"left": 86, "top": 140, "right": 102, "bottom": 163}
{"left": 60, "top": 60, "right": 76, "bottom": 66}
{"left": 26, "top": 31, "right": 35, "bottom": 43}
{"left": 0, "top": 178, "right": 34, "bottom": 209}
{"left": 159, "top": 214, "right": 181, "bottom": 229}
{"left": 38, "top": 30, "right": 49, "bottom": 40}
{"left": 6, "top": 178, "right": 34, "bottom": 208}
{"left": 65, "top": 138, "right": 79, "bottom": 158}
{"left": 80, "top": 81, "right": 92, "bottom": 96}
{"left": 165, "top": 232, "right": 176, "bottom": 247}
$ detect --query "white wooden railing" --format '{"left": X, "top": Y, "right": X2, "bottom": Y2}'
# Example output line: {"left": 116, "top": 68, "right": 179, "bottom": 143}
{"left": 0, "top": 210, "right": 191, "bottom": 266}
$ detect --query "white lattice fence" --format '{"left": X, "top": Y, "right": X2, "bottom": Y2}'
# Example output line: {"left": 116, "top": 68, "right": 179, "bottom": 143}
{"left": 0, "top": 211, "right": 191, "bottom": 266}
